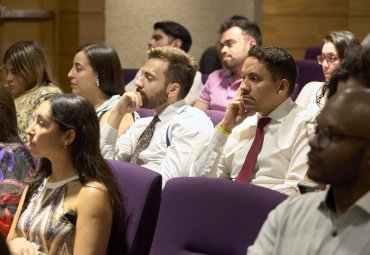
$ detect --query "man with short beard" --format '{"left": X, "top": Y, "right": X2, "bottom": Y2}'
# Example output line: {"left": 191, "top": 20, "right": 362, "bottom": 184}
{"left": 100, "top": 46, "right": 213, "bottom": 185}
{"left": 194, "top": 18, "right": 262, "bottom": 112}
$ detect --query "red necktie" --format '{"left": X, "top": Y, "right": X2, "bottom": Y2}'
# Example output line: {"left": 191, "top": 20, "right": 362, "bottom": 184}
{"left": 236, "top": 117, "right": 271, "bottom": 182}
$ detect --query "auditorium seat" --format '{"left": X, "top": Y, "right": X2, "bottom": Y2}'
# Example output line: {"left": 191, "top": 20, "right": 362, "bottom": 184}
{"left": 203, "top": 109, "right": 224, "bottom": 126}
{"left": 122, "top": 68, "right": 139, "bottom": 85}
{"left": 107, "top": 160, "right": 162, "bottom": 255}
{"left": 292, "top": 60, "right": 325, "bottom": 101}
{"left": 149, "top": 177, "right": 287, "bottom": 255}
{"left": 304, "top": 45, "right": 322, "bottom": 60}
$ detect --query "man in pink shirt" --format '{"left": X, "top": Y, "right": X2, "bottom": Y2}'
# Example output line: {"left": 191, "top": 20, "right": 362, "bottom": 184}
{"left": 194, "top": 17, "right": 262, "bottom": 111}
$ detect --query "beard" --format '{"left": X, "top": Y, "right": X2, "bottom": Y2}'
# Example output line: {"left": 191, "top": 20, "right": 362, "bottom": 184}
{"left": 222, "top": 56, "right": 245, "bottom": 72}
{"left": 139, "top": 87, "right": 168, "bottom": 109}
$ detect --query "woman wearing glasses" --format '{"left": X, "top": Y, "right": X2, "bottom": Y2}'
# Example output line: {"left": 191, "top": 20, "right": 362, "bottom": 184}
{"left": 295, "top": 31, "right": 361, "bottom": 114}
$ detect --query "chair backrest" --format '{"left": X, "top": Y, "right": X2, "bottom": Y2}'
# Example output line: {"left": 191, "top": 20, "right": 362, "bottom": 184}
{"left": 122, "top": 68, "right": 139, "bottom": 85}
{"left": 149, "top": 177, "right": 287, "bottom": 255}
{"left": 304, "top": 45, "right": 322, "bottom": 60}
{"left": 202, "top": 109, "right": 224, "bottom": 126}
{"left": 136, "top": 108, "right": 155, "bottom": 118}
{"left": 107, "top": 160, "right": 162, "bottom": 255}
{"left": 293, "top": 60, "right": 325, "bottom": 101}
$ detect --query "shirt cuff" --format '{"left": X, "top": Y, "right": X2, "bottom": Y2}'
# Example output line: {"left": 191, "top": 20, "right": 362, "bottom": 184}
{"left": 101, "top": 123, "right": 119, "bottom": 144}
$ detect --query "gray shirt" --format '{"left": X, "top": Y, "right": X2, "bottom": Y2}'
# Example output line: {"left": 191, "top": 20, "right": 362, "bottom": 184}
{"left": 247, "top": 188, "right": 370, "bottom": 255}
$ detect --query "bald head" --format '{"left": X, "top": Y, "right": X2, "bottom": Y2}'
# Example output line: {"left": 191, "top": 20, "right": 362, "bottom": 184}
{"left": 318, "top": 88, "right": 370, "bottom": 137}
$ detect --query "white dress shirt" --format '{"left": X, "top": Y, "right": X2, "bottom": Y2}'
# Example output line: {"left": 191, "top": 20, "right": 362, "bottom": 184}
{"left": 125, "top": 68, "right": 203, "bottom": 105}
{"left": 295, "top": 81, "right": 327, "bottom": 116}
{"left": 100, "top": 100, "right": 213, "bottom": 185}
{"left": 247, "top": 189, "right": 370, "bottom": 255}
{"left": 192, "top": 98, "right": 315, "bottom": 196}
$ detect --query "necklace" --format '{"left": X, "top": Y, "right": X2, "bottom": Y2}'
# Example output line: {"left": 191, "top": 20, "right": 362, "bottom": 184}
{"left": 44, "top": 175, "right": 79, "bottom": 189}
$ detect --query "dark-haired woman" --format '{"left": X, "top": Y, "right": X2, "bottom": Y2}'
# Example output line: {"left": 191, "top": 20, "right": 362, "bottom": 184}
{"left": 7, "top": 94, "right": 127, "bottom": 254}
{"left": 68, "top": 43, "right": 136, "bottom": 137}
{"left": 295, "top": 31, "right": 361, "bottom": 114}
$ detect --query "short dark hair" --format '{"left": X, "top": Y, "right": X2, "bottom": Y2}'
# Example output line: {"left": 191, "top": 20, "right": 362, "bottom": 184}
{"left": 248, "top": 45, "right": 297, "bottom": 96}
{"left": 77, "top": 43, "right": 124, "bottom": 96}
{"left": 148, "top": 46, "right": 199, "bottom": 100}
{"left": 219, "top": 18, "right": 262, "bottom": 46}
{"left": 154, "top": 21, "right": 192, "bottom": 53}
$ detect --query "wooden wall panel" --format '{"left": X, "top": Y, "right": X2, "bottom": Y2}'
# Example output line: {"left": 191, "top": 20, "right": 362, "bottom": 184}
{"left": 263, "top": 16, "right": 348, "bottom": 48}
{"left": 349, "top": 0, "right": 370, "bottom": 16}
{"left": 57, "top": 0, "right": 104, "bottom": 92}
{"left": 261, "top": 0, "right": 370, "bottom": 60}
{"left": 78, "top": 14, "right": 105, "bottom": 43}
{"left": 348, "top": 17, "right": 370, "bottom": 41}
{"left": 59, "top": 0, "right": 104, "bottom": 12}
{"left": 262, "top": 0, "right": 347, "bottom": 15}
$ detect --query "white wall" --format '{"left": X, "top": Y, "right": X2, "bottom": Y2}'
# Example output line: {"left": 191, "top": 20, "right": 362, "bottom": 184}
{"left": 106, "top": 0, "right": 259, "bottom": 68}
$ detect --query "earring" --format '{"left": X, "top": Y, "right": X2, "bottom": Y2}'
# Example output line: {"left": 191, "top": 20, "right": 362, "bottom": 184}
{"left": 64, "top": 143, "right": 68, "bottom": 149}
{"left": 96, "top": 79, "right": 100, "bottom": 87}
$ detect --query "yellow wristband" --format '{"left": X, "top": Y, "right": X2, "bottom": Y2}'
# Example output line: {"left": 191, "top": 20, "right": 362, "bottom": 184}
{"left": 216, "top": 124, "right": 232, "bottom": 136}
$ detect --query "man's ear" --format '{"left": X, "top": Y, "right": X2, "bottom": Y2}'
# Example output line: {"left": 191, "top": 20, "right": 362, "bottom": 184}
{"left": 167, "top": 83, "right": 181, "bottom": 98}
{"left": 170, "top": 39, "right": 182, "bottom": 49}
{"left": 277, "top": 79, "right": 290, "bottom": 96}
{"left": 248, "top": 38, "right": 257, "bottom": 48}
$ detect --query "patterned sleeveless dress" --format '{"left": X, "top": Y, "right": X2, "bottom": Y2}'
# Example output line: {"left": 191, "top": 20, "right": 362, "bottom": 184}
{"left": 16, "top": 175, "right": 79, "bottom": 254}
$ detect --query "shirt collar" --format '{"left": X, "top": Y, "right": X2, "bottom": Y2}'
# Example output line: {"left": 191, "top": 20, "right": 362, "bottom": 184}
{"left": 318, "top": 188, "right": 370, "bottom": 216}
{"left": 157, "top": 99, "right": 187, "bottom": 122}
{"left": 257, "top": 97, "right": 294, "bottom": 124}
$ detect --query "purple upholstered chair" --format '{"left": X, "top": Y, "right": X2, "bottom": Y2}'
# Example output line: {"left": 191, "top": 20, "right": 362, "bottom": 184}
{"left": 304, "top": 45, "right": 322, "bottom": 60}
{"left": 202, "top": 109, "right": 225, "bottom": 126}
{"left": 122, "top": 68, "right": 139, "bottom": 85}
{"left": 149, "top": 177, "right": 287, "bottom": 255}
{"left": 107, "top": 160, "right": 162, "bottom": 255}
{"left": 136, "top": 108, "right": 155, "bottom": 118}
{"left": 292, "top": 60, "right": 325, "bottom": 101}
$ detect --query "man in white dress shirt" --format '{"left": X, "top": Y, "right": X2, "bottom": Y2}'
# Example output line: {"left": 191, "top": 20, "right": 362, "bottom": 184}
{"left": 193, "top": 45, "right": 314, "bottom": 196}
{"left": 101, "top": 46, "right": 213, "bottom": 185}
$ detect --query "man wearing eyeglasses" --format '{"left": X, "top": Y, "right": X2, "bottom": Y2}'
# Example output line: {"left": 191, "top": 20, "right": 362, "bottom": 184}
{"left": 247, "top": 88, "right": 370, "bottom": 255}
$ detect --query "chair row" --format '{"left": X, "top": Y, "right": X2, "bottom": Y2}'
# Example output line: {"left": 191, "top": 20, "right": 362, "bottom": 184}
{"left": 136, "top": 108, "right": 225, "bottom": 127}
{"left": 107, "top": 159, "right": 288, "bottom": 255}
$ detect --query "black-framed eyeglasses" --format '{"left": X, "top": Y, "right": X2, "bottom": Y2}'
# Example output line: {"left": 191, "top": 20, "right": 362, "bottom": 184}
{"left": 316, "top": 54, "right": 340, "bottom": 65}
{"left": 305, "top": 121, "right": 370, "bottom": 149}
